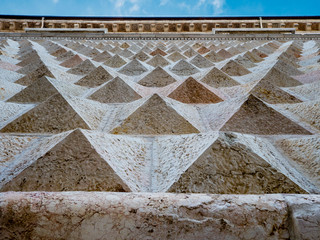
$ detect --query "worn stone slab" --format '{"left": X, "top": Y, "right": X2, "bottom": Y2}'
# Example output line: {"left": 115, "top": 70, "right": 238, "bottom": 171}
{"left": 1, "top": 192, "right": 319, "bottom": 240}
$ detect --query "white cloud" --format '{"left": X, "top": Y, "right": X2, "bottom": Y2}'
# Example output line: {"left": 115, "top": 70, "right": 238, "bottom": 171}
{"left": 160, "top": 0, "right": 169, "bottom": 6}
{"left": 212, "top": 0, "right": 225, "bottom": 14}
{"left": 52, "top": 0, "right": 59, "bottom": 3}
{"left": 129, "top": 4, "right": 140, "bottom": 13}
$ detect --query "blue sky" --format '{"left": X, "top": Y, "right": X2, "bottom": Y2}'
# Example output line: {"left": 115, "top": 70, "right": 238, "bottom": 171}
{"left": 1, "top": 0, "right": 319, "bottom": 17}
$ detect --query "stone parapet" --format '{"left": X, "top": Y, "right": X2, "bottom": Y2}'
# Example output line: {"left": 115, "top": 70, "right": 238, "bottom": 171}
{"left": 0, "top": 16, "right": 320, "bottom": 32}
{"left": 0, "top": 192, "right": 319, "bottom": 239}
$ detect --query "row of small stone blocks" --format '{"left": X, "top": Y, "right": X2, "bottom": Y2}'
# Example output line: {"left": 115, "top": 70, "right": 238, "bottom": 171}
{"left": 1, "top": 19, "right": 320, "bottom": 32}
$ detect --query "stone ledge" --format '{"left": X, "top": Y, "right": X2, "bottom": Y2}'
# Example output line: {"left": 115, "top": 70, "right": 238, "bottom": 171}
{"left": 0, "top": 192, "right": 319, "bottom": 239}
{"left": 1, "top": 32, "right": 320, "bottom": 40}
{"left": 25, "top": 28, "right": 109, "bottom": 33}
{"left": 212, "top": 28, "right": 296, "bottom": 34}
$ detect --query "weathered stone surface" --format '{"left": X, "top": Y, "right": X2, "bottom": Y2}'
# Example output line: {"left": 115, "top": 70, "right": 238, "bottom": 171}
{"left": 221, "top": 95, "right": 311, "bottom": 135}
{"left": 0, "top": 129, "right": 130, "bottom": 192}
{"left": 221, "top": 60, "right": 251, "bottom": 76}
{"left": 138, "top": 66, "right": 176, "bottom": 87}
{"left": 2, "top": 192, "right": 319, "bottom": 240}
{"left": 201, "top": 67, "right": 239, "bottom": 88}
{"left": 168, "top": 77, "right": 223, "bottom": 104}
{"left": 171, "top": 59, "right": 199, "bottom": 76}
{"left": 75, "top": 66, "right": 113, "bottom": 87}
{"left": 146, "top": 54, "right": 170, "bottom": 67}
{"left": 60, "top": 54, "right": 84, "bottom": 68}
{"left": 0, "top": 93, "right": 90, "bottom": 134}
{"left": 118, "top": 59, "right": 147, "bottom": 76}
{"left": 67, "top": 59, "right": 96, "bottom": 75}
{"left": 7, "top": 76, "right": 59, "bottom": 103}
{"left": 169, "top": 132, "right": 306, "bottom": 194}
{"left": 89, "top": 77, "right": 142, "bottom": 103}
{"left": 111, "top": 94, "right": 200, "bottom": 135}
{"left": 103, "top": 54, "right": 127, "bottom": 68}
{"left": 15, "top": 64, "right": 55, "bottom": 86}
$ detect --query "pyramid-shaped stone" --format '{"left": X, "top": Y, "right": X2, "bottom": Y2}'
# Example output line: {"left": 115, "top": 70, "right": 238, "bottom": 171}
{"left": 205, "top": 50, "right": 225, "bottom": 62}
{"left": 60, "top": 54, "right": 83, "bottom": 68}
{"left": 138, "top": 66, "right": 176, "bottom": 87}
{"left": 168, "top": 77, "right": 223, "bottom": 104}
{"left": 244, "top": 51, "right": 264, "bottom": 63}
{"left": 146, "top": 54, "right": 170, "bottom": 67}
{"left": 201, "top": 67, "right": 239, "bottom": 88}
{"left": 50, "top": 47, "right": 67, "bottom": 57}
{"left": 92, "top": 51, "right": 112, "bottom": 62}
{"left": 119, "top": 49, "right": 134, "bottom": 58}
{"left": 7, "top": 76, "right": 59, "bottom": 103}
{"left": 104, "top": 54, "right": 127, "bottom": 68}
{"left": 109, "top": 46, "right": 122, "bottom": 54}
{"left": 217, "top": 49, "right": 233, "bottom": 58}
{"left": 16, "top": 59, "right": 47, "bottom": 75}
{"left": 197, "top": 46, "right": 210, "bottom": 54}
{"left": 56, "top": 50, "right": 75, "bottom": 62}
{"left": 167, "top": 51, "right": 186, "bottom": 62}
{"left": 168, "top": 133, "right": 306, "bottom": 194}
{"left": 118, "top": 59, "right": 147, "bottom": 76}
{"left": 132, "top": 51, "right": 150, "bottom": 61}
{"left": 221, "top": 60, "right": 251, "bottom": 76}
{"left": 234, "top": 55, "right": 257, "bottom": 68}
{"left": 276, "top": 100, "right": 320, "bottom": 131}
{"left": 250, "top": 79, "right": 302, "bottom": 104}
{"left": 220, "top": 95, "right": 311, "bottom": 135}
{"left": 263, "top": 67, "right": 302, "bottom": 87}
{"left": 15, "top": 65, "right": 55, "bottom": 86}
{"left": 75, "top": 66, "right": 113, "bottom": 87}
{"left": 89, "top": 77, "right": 142, "bottom": 103}
{"left": 120, "top": 42, "right": 130, "bottom": 49}
{"left": 277, "top": 135, "right": 320, "bottom": 189}
{"left": 16, "top": 54, "right": 41, "bottom": 67}
{"left": 171, "top": 60, "right": 199, "bottom": 76}
{"left": 274, "top": 59, "right": 303, "bottom": 76}
{"left": 67, "top": 59, "right": 96, "bottom": 75}
{"left": 111, "top": 94, "right": 199, "bottom": 135}
{"left": 183, "top": 48, "right": 198, "bottom": 58}
{"left": 0, "top": 93, "right": 90, "bottom": 134}
{"left": 150, "top": 48, "right": 167, "bottom": 56}
{"left": 0, "top": 135, "right": 39, "bottom": 166}
{"left": 0, "top": 129, "right": 130, "bottom": 192}
{"left": 190, "top": 54, "right": 214, "bottom": 68}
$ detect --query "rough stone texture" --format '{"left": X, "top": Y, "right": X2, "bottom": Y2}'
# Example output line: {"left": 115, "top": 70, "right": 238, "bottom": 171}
{"left": 0, "top": 93, "right": 90, "bottom": 133}
{"left": 103, "top": 54, "right": 127, "bottom": 68}
{"left": 169, "top": 132, "right": 306, "bottom": 194}
{"left": 60, "top": 54, "right": 84, "bottom": 68}
{"left": 146, "top": 54, "right": 170, "bottom": 67}
{"left": 221, "top": 60, "right": 252, "bottom": 76}
{"left": 138, "top": 66, "right": 176, "bottom": 87}
{"left": 118, "top": 59, "right": 148, "bottom": 76}
{"left": 75, "top": 66, "right": 113, "bottom": 87}
{"left": 15, "top": 64, "right": 55, "bottom": 86}
{"left": 201, "top": 67, "right": 240, "bottom": 88}
{"left": 263, "top": 67, "right": 302, "bottom": 87}
{"left": 67, "top": 59, "right": 96, "bottom": 75}
{"left": 190, "top": 54, "right": 214, "bottom": 68}
{"left": 111, "top": 94, "right": 200, "bottom": 135}
{"left": 221, "top": 95, "right": 311, "bottom": 135}
{"left": 171, "top": 59, "right": 200, "bottom": 76}
{"left": 7, "top": 76, "right": 59, "bottom": 103}
{"left": 1, "top": 192, "right": 320, "bottom": 239}
{"left": 0, "top": 129, "right": 129, "bottom": 192}
{"left": 0, "top": 37, "right": 320, "bottom": 239}
{"left": 89, "top": 77, "right": 142, "bottom": 103}
{"left": 250, "top": 79, "right": 303, "bottom": 104}
{"left": 168, "top": 77, "right": 223, "bottom": 104}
